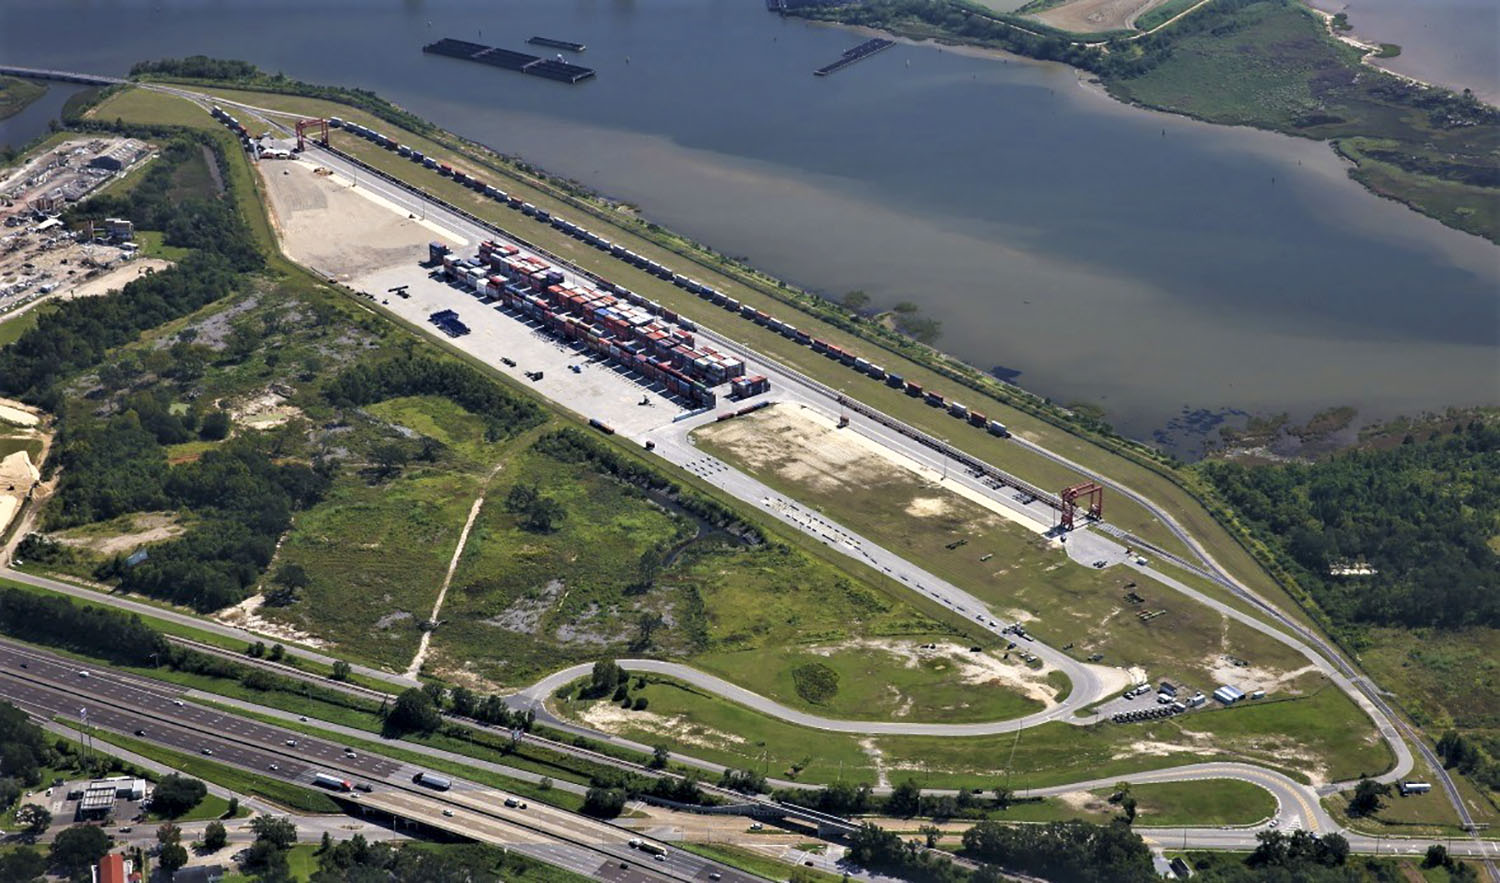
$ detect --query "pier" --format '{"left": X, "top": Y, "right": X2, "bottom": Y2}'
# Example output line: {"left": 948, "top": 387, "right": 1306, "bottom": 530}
{"left": 422, "top": 38, "right": 596, "bottom": 83}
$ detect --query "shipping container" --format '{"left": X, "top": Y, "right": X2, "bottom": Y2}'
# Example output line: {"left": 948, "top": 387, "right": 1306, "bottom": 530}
{"left": 924, "top": 391, "right": 944, "bottom": 406}
{"left": 968, "top": 411, "right": 987, "bottom": 428}
{"left": 949, "top": 402, "right": 968, "bottom": 418}
{"left": 886, "top": 373, "right": 905, "bottom": 389}
{"left": 986, "top": 420, "right": 1010, "bottom": 438}
{"left": 415, "top": 772, "right": 452, "bottom": 791}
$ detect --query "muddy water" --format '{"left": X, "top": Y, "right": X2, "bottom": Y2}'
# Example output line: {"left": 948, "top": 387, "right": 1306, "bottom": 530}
{"left": 1, "top": 0, "right": 1495, "bottom": 450}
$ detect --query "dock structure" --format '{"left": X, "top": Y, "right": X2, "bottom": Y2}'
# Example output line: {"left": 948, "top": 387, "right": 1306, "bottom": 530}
{"left": 814, "top": 38, "right": 894, "bottom": 76}
{"left": 422, "top": 38, "right": 596, "bottom": 83}
{"left": 528, "top": 36, "right": 587, "bottom": 52}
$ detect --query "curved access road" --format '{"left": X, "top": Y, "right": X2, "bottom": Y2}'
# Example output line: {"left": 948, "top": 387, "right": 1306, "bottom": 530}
{"left": 514, "top": 658, "right": 1096, "bottom": 738}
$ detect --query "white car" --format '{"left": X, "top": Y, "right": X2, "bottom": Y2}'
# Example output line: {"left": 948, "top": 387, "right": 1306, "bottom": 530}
{"left": 442, "top": 809, "right": 454, "bottom": 817}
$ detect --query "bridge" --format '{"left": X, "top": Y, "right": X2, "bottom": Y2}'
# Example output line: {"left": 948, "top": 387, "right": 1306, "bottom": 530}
{"left": 0, "top": 65, "right": 126, "bottom": 86}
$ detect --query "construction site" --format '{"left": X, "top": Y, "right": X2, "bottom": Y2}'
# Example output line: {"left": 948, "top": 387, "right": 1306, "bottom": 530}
{"left": 0, "top": 136, "right": 149, "bottom": 224}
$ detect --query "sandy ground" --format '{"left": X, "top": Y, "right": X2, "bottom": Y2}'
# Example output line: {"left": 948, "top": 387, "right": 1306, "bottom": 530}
{"left": 700, "top": 403, "right": 1048, "bottom": 538}
{"left": 65, "top": 258, "right": 172, "bottom": 299}
{"left": 575, "top": 701, "right": 748, "bottom": 753}
{"left": 1032, "top": 0, "right": 1169, "bottom": 32}
{"left": 0, "top": 449, "right": 40, "bottom": 539}
{"left": 258, "top": 159, "right": 467, "bottom": 281}
{"left": 216, "top": 594, "right": 331, "bottom": 649}
{"left": 51, "top": 512, "right": 185, "bottom": 556}
{"left": 0, "top": 403, "right": 38, "bottom": 427}
{"left": 228, "top": 388, "right": 304, "bottom": 430}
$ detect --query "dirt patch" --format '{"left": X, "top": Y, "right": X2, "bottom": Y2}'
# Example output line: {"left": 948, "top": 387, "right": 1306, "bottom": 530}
{"left": 229, "top": 387, "right": 304, "bottom": 430}
{"left": 576, "top": 701, "right": 747, "bottom": 752}
{"left": 905, "top": 497, "right": 952, "bottom": 518}
{"left": 1054, "top": 790, "right": 1112, "bottom": 814}
{"left": 807, "top": 637, "right": 1063, "bottom": 707}
{"left": 0, "top": 449, "right": 40, "bottom": 538}
{"left": 1031, "top": 0, "right": 1168, "bottom": 32}
{"left": 216, "top": 594, "right": 330, "bottom": 649}
{"left": 375, "top": 610, "right": 413, "bottom": 630}
{"left": 860, "top": 738, "right": 891, "bottom": 789}
{"left": 697, "top": 403, "right": 1045, "bottom": 535}
{"left": 1200, "top": 656, "right": 1318, "bottom": 696}
{"left": 1113, "top": 739, "right": 1208, "bottom": 760}
{"left": 0, "top": 399, "right": 41, "bottom": 428}
{"left": 51, "top": 512, "right": 185, "bottom": 556}
{"left": 258, "top": 159, "right": 467, "bottom": 281}
{"left": 483, "top": 580, "right": 564, "bottom": 635}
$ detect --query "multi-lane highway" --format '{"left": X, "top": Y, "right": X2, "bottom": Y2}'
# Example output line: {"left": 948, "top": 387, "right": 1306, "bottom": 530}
{"left": 0, "top": 639, "right": 754, "bottom": 883}
{"left": 0, "top": 74, "right": 1494, "bottom": 876}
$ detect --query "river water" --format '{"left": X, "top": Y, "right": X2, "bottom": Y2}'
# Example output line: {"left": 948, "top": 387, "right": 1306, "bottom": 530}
{"left": 1, "top": 0, "right": 1495, "bottom": 449}
{"left": 0, "top": 81, "right": 90, "bottom": 152}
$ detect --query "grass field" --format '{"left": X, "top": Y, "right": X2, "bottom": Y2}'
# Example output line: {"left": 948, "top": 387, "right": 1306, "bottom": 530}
{"left": 679, "top": 842, "right": 843, "bottom": 883}
{"left": 691, "top": 641, "right": 1046, "bottom": 724}
{"left": 979, "top": 779, "right": 1275, "bottom": 827}
{"left": 0, "top": 306, "right": 45, "bottom": 349}
{"left": 558, "top": 670, "right": 1387, "bottom": 789}
{"left": 693, "top": 407, "right": 1311, "bottom": 692}
{"left": 0, "top": 75, "right": 45, "bottom": 122}
{"left": 1132, "top": 0, "right": 1205, "bottom": 31}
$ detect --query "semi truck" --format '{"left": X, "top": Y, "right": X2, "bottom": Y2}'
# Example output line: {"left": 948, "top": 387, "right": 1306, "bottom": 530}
{"left": 414, "top": 771, "right": 452, "bottom": 791}
{"left": 313, "top": 773, "right": 351, "bottom": 792}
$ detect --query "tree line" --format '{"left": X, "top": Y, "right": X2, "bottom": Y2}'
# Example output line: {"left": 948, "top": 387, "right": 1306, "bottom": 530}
{"left": 1201, "top": 420, "right": 1500, "bottom": 631}
{"left": 324, "top": 355, "right": 543, "bottom": 439}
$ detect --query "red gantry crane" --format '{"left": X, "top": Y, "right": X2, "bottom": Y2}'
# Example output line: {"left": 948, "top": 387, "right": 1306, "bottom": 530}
{"left": 294, "top": 118, "right": 329, "bottom": 152}
{"left": 1058, "top": 481, "right": 1103, "bottom": 532}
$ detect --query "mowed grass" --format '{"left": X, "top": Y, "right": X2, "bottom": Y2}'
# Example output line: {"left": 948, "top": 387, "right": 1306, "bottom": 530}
{"left": 692, "top": 643, "right": 1045, "bottom": 724}
{"left": 0, "top": 307, "right": 45, "bottom": 349}
{"left": 558, "top": 669, "right": 1388, "bottom": 789}
{"left": 988, "top": 779, "right": 1274, "bottom": 827}
{"left": 693, "top": 409, "right": 1310, "bottom": 692}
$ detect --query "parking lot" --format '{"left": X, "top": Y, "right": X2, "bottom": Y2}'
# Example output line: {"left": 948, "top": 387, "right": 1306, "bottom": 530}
{"left": 350, "top": 262, "right": 705, "bottom": 437}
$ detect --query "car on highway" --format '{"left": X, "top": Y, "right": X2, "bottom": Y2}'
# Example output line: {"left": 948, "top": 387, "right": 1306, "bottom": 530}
{"left": 134, "top": 729, "right": 147, "bottom": 736}
{"left": 285, "top": 739, "right": 297, "bottom": 747}
{"left": 268, "top": 763, "right": 279, "bottom": 771}
{"left": 654, "top": 855, "right": 666, "bottom": 862}
{"left": 442, "top": 809, "right": 454, "bottom": 817}
{"left": 356, "top": 783, "right": 373, "bottom": 793}
{"left": 173, "top": 700, "right": 184, "bottom": 707}
{"left": 709, "top": 874, "right": 722, "bottom": 881}
{"left": 200, "top": 748, "right": 212, "bottom": 756}
{"left": 77, "top": 670, "right": 89, "bottom": 677}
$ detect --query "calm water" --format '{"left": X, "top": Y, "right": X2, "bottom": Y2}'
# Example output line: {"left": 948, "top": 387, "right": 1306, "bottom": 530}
{"left": 1, "top": 0, "right": 1496, "bottom": 448}
{"left": 0, "top": 81, "right": 90, "bottom": 151}
{"left": 1311, "top": 0, "right": 1500, "bottom": 103}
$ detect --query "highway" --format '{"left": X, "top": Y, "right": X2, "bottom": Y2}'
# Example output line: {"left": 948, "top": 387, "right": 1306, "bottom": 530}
{"left": 0, "top": 639, "right": 755, "bottom": 883}
{"left": 0, "top": 73, "right": 1494, "bottom": 875}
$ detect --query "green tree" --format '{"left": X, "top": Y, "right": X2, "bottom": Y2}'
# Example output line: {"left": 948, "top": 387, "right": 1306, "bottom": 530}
{"left": 385, "top": 688, "right": 442, "bottom": 736}
{"left": 156, "top": 821, "right": 181, "bottom": 846}
{"left": 331, "top": 660, "right": 351, "bottom": 682}
{"left": 151, "top": 775, "right": 207, "bottom": 817}
{"left": 268, "top": 643, "right": 285, "bottom": 661}
{"left": 50, "top": 825, "right": 111, "bottom": 874}
{"left": 198, "top": 409, "right": 232, "bottom": 441}
{"left": 251, "top": 814, "right": 299, "bottom": 850}
{"left": 588, "top": 659, "right": 622, "bottom": 698}
{"left": 651, "top": 745, "right": 670, "bottom": 769}
{"left": 226, "top": 796, "right": 239, "bottom": 817}
{"left": 15, "top": 803, "right": 50, "bottom": 837}
{"left": 203, "top": 820, "right": 228, "bottom": 851}
{"left": 1349, "top": 778, "right": 1388, "bottom": 816}
{"left": 264, "top": 563, "right": 308, "bottom": 607}
{"left": 0, "top": 846, "right": 45, "bottom": 882}
{"left": 919, "top": 824, "right": 942, "bottom": 848}
{"left": 842, "top": 290, "right": 871, "bottom": 312}
{"left": 159, "top": 842, "right": 188, "bottom": 876}
{"left": 583, "top": 787, "right": 627, "bottom": 818}
{"left": 886, "top": 779, "right": 922, "bottom": 817}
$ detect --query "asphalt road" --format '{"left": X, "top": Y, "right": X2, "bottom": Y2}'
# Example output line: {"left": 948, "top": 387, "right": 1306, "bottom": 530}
{"left": 0, "top": 639, "right": 752, "bottom": 883}
{"left": 2, "top": 79, "right": 1492, "bottom": 875}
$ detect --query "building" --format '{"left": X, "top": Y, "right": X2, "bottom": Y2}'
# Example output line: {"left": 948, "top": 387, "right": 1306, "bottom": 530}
{"left": 97, "top": 776, "right": 147, "bottom": 800}
{"left": 171, "top": 865, "right": 225, "bottom": 883}
{"left": 1212, "top": 685, "right": 1246, "bottom": 705}
{"left": 91, "top": 852, "right": 132, "bottom": 883}
{"left": 88, "top": 140, "right": 146, "bottom": 172}
{"left": 76, "top": 783, "right": 116, "bottom": 820}
{"left": 105, "top": 218, "right": 134, "bottom": 242}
